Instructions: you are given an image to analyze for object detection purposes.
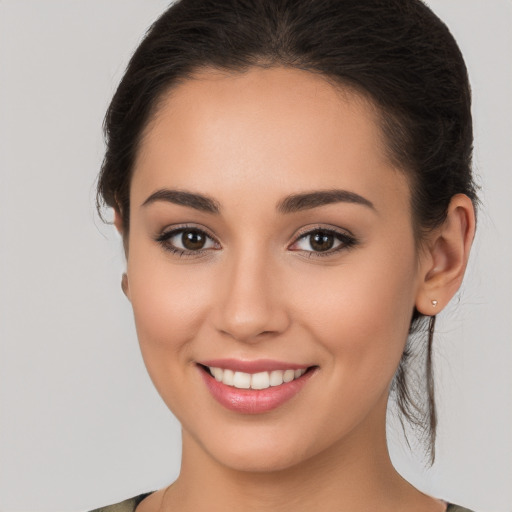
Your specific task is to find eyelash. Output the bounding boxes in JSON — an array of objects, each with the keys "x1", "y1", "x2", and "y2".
[{"x1": 155, "y1": 224, "x2": 358, "y2": 259}]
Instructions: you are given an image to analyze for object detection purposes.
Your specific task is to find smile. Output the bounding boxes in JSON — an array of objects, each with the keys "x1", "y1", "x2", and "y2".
[
  {"x1": 197, "y1": 360, "x2": 317, "y2": 414},
  {"x1": 206, "y1": 366, "x2": 307, "y2": 390}
]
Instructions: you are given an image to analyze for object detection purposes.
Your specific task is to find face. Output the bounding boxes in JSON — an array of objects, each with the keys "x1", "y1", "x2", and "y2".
[{"x1": 124, "y1": 66, "x2": 425, "y2": 472}]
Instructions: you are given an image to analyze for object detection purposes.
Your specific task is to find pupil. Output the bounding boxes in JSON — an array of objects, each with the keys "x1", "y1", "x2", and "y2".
[
  {"x1": 182, "y1": 230, "x2": 205, "y2": 250},
  {"x1": 311, "y1": 232, "x2": 334, "y2": 252}
]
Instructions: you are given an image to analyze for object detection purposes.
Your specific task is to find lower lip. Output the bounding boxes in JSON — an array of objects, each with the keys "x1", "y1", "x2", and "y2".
[{"x1": 198, "y1": 366, "x2": 316, "y2": 414}]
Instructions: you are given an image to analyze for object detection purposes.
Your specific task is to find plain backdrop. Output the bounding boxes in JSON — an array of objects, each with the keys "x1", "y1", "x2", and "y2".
[{"x1": 0, "y1": 1, "x2": 511, "y2": 511}]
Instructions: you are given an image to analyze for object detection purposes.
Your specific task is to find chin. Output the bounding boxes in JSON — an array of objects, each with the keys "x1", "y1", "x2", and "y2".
[
  {"x1": 214, "y1": 444, "x2": 309, "y2": 473},
  {"x1": 190, "y1": 421, "x2": 322, "y2": 474}
]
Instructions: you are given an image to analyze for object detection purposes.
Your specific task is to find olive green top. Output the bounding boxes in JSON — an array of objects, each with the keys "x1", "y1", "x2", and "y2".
[
  {"x1": 88, "y1": 492, "x2": 477, "y2": 512},
  {"x1": 88, "y1": 492, "x2": 153, "y2": 512}
]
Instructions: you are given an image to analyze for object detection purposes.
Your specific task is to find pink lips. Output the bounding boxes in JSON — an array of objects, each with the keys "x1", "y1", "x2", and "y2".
[{"x1": 197, "y1": 359, "x2": 316, "y2": 414}]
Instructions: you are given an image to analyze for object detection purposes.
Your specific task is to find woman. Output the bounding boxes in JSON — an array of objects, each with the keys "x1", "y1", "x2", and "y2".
[{"x1": 92, "y1": 0, "x2": 478, "y2": 510}]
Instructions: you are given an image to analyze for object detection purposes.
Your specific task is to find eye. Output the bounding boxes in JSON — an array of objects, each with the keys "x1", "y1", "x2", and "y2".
[
  {"x1": 289, "y1": 228, "x2": 357, "y2": 256},
  {"x1": 156, "y1": 227, "x2": 219, "y2": 256}
]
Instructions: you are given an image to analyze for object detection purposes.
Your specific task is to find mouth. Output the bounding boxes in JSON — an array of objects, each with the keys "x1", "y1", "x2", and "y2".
[
  {"x1": 198, "y1": 364, "x2": 311, "y2": 390},
  {"x1": 196, "y1": 360, "x2": 318, "y2": 414}
]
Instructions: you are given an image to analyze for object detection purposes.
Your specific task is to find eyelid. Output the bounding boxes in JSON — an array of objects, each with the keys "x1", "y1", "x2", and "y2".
[
  {"x1": 292, "y1": 224, "x2": 356, "y2": 241},
  {"x1": 157, "y1": 223, "x2": 219, "y2": 242},
  {"x1": 155, "y1": 223, "x2": 357, "y2": 258},
  {"x1": 288, "y1": 224, "x2": 358, "y2": 256},
  {"x1": 155, "y1": 224, "x2": 221, "y2": 257}
]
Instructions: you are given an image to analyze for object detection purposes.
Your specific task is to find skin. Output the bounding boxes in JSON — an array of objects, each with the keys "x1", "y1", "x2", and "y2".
[{"x1": 115, "y1": 67, "x2": 475, "y2": 512}]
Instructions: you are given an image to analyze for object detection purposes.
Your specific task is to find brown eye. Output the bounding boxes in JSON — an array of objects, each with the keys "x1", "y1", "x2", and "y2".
[
  {"x1": 290, "y1": 228, "x2": 357, "y2": 256},
  {"x1": 156, "y1": 227, "x2": 219, "y2": 255},
  {"x1": 309, "y1": 231, "x2": 335, "y2": 252},
  {"x1": 181, "y1": 229, "x2": 207, "y2": 250}
]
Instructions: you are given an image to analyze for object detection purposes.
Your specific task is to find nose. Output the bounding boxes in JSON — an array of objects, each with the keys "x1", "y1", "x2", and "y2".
[{"x1": 212, "y1": 249, "x2": 290, "y2": 343}]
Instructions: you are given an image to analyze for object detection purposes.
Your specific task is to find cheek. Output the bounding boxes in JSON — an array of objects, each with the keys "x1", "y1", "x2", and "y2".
[
  {"x1": 126, "y1": 243, "x2": 215, "y2": 374},
  {"x1": 289, "y1": 246, "x2": 417, "y2": 382},
  {"x1": 126, "y1": 251, "x2": 220, "y2": 419}
]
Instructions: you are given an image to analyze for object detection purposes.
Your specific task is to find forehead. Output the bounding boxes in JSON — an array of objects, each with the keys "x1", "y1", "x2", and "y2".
[{"x1": 132, "y1": 66, "x2": 409, "y2": 213}]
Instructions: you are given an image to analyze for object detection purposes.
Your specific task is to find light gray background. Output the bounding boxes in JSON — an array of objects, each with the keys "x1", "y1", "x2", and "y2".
[{"x1": 0, "y1": 1, "x2": 510, "y2": 511}]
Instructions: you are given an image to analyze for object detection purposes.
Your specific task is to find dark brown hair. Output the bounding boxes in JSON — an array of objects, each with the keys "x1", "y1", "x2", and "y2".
[{"x1": 96, "y1": 0, "x2": 478, "y2": 464}]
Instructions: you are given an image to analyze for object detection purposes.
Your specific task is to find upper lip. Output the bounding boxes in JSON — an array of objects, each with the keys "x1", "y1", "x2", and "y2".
[{"x1": 198, "y1": 358, "x2": 312, "y2": 374}]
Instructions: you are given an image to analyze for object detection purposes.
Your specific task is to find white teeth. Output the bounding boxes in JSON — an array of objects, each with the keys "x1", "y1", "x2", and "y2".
[
  {"x1": 283, "y1": 369, "x2": 295, "y2": 383},
  {"x1": 207, "y1": 366, "x2": 307, "y2": 390},
  {"x1": 233, "y1": 371, "x2": 251, "y2": 389},
  {"x1": 250, "y1": 371, "x2": 270, "y2": 390},
  {"x1": 211, "y1": 367, "x2": 223, "y2": 381},
  {"x1": 269, "y1": 370, "x2": 284, "y2": 386},
  {"x1": 223, "y1": 369, "x2": 234, "y2": 386}
]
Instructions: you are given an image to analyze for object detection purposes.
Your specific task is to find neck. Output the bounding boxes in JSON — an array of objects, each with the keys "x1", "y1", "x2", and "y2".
[{"x1": 161, "y1": 398, "x2": 435, "y2": 512}]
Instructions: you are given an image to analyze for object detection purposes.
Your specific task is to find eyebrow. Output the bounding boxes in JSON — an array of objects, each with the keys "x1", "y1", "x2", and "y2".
[
  {"x1": 141, "y1": 188, "x2": 375, "y2": 214},
  {"x1": 142, "y1": 189, "x2": 221, "y2": 213},
  {"x1": 276, "y1": 189, "x2": 375, "y2": 214}
]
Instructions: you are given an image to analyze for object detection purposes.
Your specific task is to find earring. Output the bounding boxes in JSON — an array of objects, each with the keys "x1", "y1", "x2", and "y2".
[{"x1": 431, "y1": 299, "x2": 438, "y2": 307}]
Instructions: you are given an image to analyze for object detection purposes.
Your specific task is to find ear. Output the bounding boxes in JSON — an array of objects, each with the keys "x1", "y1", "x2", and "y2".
[
  {"x1": 121, "y1": 272, "x2": 131, "y2": 301},
  {"x1": 113, "y1": 208, "x2": 124, "y2": 234},
  {"x1": 113, "y1": 209, "x2": 131, "y2": 301},
  {"x1": 415, "y1": 194, "x2": 476, "y2": 315}
]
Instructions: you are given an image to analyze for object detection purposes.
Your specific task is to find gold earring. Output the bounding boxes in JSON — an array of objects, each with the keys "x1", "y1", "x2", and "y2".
[{"x1": 431, "y1": 299, "x2": 438, "y2": 307}]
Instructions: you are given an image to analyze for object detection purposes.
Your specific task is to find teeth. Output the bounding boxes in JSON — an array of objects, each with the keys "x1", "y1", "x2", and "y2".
[
  {"x1": 223, "y1": 369, "x2": 234, "y2": 386},
  {"x1": 283, "y1": 369, "x2": 295, "y2": 383},
  {"x1": 207, "y1": 366, "x2": 307, "y2": 390},
  {"x1": 251, "y1": 371, "x2": 270, "y2": 390},
  {"x1": 233, "y1": 371, "x2": 251, "y2": 389},
  {"x1": 211, "y1": 367, "x2": 223, "y2": 382},
  {"x1": 269, "y1": 370, "x2": 284, "y2": 386}
]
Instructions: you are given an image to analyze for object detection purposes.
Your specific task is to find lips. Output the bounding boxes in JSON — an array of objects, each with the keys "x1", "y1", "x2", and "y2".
[{"x1": 197, "y1": 359, "x2": 317, "y2": 414}]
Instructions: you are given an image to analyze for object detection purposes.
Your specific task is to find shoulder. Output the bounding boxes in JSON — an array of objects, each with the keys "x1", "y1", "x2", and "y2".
[
  {"x1": 88, "y1": 492, "x2": 155, "y2": 512},
  {"x1": 446, "y1": 504, "x2": 477, "y2": 512}
]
